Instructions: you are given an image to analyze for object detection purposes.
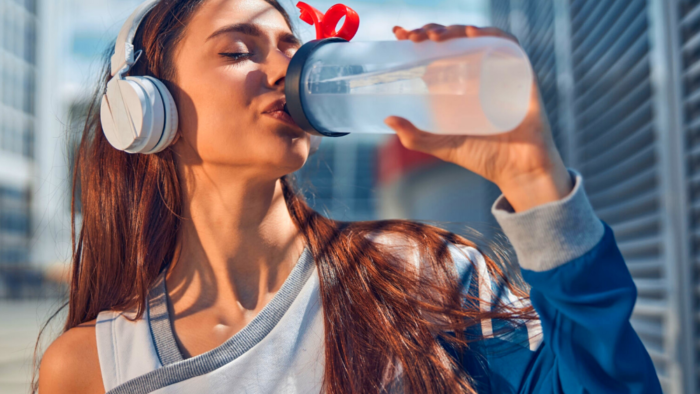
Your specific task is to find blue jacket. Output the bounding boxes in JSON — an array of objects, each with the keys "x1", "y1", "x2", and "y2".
[{"x1": 440, "y1": 170, "x2": 663, "y2": 393}]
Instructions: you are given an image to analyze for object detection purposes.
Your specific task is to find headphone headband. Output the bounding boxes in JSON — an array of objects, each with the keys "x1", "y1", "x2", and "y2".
[{"x1": 111, "y1": 0, "x2": 160, "y2": 76}]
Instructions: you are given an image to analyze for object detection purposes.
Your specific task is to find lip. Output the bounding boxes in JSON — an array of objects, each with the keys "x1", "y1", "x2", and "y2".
[{"x1": 262, "y1": 98, "x2": 301, "y2": 130}]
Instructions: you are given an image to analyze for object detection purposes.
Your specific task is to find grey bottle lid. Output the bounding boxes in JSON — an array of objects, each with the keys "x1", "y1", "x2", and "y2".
[{"x1": 285, "y1": 37, "x2": 351, "y2": 138}]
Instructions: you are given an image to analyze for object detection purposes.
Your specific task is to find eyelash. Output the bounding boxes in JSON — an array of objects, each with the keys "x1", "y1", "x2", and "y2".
[{"x1": 220, "y1": 52, "x2": 253, "y2": 61}]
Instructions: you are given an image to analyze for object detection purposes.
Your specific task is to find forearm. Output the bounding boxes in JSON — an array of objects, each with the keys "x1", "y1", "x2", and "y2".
[{"x1": 487, "y1": 169, "x2": 663, "y2": 392}]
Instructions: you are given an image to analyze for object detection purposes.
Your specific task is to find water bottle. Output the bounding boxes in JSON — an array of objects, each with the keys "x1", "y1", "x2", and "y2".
[{"x1": 285, "y1": 36, "x2": 534, "y2": 137}]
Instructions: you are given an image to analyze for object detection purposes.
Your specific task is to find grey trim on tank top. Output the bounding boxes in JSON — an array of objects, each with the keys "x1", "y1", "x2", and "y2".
[
  {"x1": 147, "y1": 271, "x2": 185, "y2": 366},
  {"x1": 107, "y1": 247, "x2": 316, "y2": 394}
]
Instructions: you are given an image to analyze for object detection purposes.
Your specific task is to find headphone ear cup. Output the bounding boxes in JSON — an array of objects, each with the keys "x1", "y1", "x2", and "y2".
[
  {"x1": 125, "y1": 76, "x2": 164, "y2": 154},
  {"x1": 101, "y1": 77, "x2": 152, "y2": 152},
  {"x1": 142, "y1": 76, "x2": 179, "y2": 154},
  {"x1": 309, "y1": 135, "x2": 322, "y2": 156},
  {"x1": 101, "y1": 88, "x2": 125, "y2": 149},
  {"x1": 99, "y1": 75, "x2": 178, "y2": 155}
]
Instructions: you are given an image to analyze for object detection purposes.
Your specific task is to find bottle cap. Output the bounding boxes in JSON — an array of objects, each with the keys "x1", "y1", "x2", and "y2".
[{"x1": 296, "y1": 2, "x2": 360, "y2": 41}]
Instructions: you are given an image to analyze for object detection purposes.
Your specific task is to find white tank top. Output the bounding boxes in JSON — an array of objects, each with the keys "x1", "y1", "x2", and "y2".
[
  {"x1": 96, "y1": 247, "x2": 325, "y2": 394},
  {"x1": 95, "y1": 239, "x2": 509, "y2": 393}
]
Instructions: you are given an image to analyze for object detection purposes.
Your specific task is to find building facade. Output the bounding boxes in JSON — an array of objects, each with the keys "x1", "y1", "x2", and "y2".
[
  {"x1": 30, "y1": 0, "x2": 143, "y2": 280},
  {"x1": 491, "y1": 0, "x2": 697, "y2": 392},
  {"x1": 295, "y1": 133, "x2": 385, "y2": 222},
  {"x1": 0, "y1": 0, "x2": 37, "y2": 297}
]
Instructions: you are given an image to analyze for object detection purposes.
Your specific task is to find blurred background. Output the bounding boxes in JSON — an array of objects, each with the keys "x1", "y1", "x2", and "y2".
[{"x1": 0, "y1": 0, "x2": 696, "y2": 393}]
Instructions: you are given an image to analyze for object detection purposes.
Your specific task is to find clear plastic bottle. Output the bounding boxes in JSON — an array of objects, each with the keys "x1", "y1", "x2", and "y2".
[{"x1": 286, "y1": 36, "x2": 534, "y2": 136}]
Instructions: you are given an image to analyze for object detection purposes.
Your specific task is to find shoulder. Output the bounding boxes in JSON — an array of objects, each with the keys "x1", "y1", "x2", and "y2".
[{"x1": 39, "y1": 319, "x2": 104, "y2": 394}]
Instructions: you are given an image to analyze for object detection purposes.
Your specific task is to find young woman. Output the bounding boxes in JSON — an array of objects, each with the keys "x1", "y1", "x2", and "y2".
[{"x1": 36, "y1": 0, "x2": 662, "y2": 393}]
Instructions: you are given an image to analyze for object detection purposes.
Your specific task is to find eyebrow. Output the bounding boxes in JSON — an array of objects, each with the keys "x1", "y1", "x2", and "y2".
[{"x1": 206, "y1": 23, "x2": 301, "y2": 46}]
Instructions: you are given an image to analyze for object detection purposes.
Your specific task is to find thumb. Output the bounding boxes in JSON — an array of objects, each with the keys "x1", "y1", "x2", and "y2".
[{"x1": 384, "y1": 116, "x2": 430, "y2": 153}]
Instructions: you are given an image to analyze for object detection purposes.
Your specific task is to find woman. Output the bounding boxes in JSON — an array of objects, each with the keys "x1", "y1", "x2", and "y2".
[{"x1": 36, "y1": 0, "x2": 662, "y2": 393}]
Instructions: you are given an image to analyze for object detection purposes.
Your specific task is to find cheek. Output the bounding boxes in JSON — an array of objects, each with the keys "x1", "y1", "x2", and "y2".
[
  {"x1": 243, "y1": 69, "x2": 267, "y2": 97},
  {"x1": 183, "y1": 67, "x2": 255, "y2": 135},
  {"x1": 179, "y1": 66, "x2": 263, "y2": 154},
  {"x1": 196, "y1": 67, "x2": 254, "y2": 118}
]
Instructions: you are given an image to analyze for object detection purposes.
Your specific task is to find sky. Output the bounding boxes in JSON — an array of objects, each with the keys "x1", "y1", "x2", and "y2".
[{"x1": 287, "y1": 0, "x2": 490, "y2": 41}]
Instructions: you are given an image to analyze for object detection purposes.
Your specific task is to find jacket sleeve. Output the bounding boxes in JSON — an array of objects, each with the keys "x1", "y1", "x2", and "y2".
[{"x1": 448, "y1": 169, "x2": 663, "y2": 393}]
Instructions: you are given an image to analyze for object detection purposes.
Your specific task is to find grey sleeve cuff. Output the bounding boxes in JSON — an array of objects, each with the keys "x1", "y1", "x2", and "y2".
[{"x1": 491, "y1": 169, "x2": 605, "y2": 272}]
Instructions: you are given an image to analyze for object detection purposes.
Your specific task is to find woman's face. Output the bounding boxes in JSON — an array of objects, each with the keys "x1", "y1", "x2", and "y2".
[{"x1": 170, "y1": 0, "x2": 307, "y2": 179}]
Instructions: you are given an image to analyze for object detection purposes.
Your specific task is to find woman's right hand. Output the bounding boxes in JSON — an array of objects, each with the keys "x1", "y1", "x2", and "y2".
[{"x1": 385, "y1": 24, "x2": 572, "y2": 213}]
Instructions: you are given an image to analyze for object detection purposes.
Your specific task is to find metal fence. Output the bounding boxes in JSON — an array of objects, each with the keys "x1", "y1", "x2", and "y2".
[{"x1": 491, "y1": 0, "x2": 698, "y2": 392}]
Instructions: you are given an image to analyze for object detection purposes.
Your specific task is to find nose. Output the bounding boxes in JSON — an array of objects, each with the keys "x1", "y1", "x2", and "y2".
[{"x1": 265, "y1": 48, "x2": 293, "y2": 90}]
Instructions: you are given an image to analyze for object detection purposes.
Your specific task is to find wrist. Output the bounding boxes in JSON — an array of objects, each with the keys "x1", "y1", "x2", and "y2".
[{"x1": 496, "y1": 161, "x2": 573, "y2": 213}]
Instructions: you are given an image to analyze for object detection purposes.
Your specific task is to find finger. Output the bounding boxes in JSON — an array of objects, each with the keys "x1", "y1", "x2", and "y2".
[
  {"x1": 424, "y1": 24, "x2": 448, "y2": 41},
  {"x1": 384, "y1": 116, "x2": 431, "y2": 153},
  {"x1": 426, "y1": 25, "x2": 519, "y2": 44},
  {"x1": 395, "y1": 24, "x2": 447, "y2": 42},
  {"x1": 465, "y1": 26, "x2": 520, "y2": 44},
  {"x1": 407, "y1": 27, "x2": 430, "y2": 42},
  {"x1": 427, "y1": 25, "x2": 470, "y2": 42},
  {"x1": 422, "y1": 23, "x2": 447, "y2": 33},
  {"x1": 393, "y1": 26, "x2": 411, "y2": 40}
]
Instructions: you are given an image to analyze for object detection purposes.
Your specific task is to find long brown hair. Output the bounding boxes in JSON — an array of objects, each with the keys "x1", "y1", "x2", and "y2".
[{"x1": 35, "y1": 1, "x2": 537, "y2": 393}]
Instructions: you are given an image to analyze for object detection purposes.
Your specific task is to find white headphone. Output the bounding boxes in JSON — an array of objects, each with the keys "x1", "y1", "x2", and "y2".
[{"x1": 100, "y1": 0, "x2": 323, "y2": 156}]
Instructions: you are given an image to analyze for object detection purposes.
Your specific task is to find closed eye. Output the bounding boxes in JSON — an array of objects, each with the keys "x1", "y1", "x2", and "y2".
[{"x1": 219, "y1": 52, "x2": 253, "y2": 61}]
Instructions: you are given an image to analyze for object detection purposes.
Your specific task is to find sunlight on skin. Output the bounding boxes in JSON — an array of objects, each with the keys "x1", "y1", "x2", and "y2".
[{"x1": 163, "y1": 0, "x2": 310, "y2": 359}]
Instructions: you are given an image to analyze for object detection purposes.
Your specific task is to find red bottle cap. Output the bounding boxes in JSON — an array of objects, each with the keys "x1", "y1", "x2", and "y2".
[{"x1": 297, "y1": 2, "x2": 360, "y2": 41}]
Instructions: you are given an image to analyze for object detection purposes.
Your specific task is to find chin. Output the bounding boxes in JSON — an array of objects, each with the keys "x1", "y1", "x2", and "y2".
[
  {"x1": 273, "y1": 124, "x2": 306, "y2": 139},
  {"x1": 267, "y1": 140, "x2": 309, "y2": 171},
  {"x1": 274, "y1": 126, "x2": 309, "y2": 149}
]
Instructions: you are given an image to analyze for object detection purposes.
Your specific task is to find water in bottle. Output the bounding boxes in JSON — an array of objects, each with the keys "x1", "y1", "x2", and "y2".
[{"x1": 286, "y1": 36, "x2": 534, "y2": 136}]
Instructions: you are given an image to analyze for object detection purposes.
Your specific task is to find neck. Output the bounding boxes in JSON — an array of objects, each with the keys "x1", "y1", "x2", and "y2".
[{"x1": 166, "y1": 163, "x2": 307, "y2": 313}]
